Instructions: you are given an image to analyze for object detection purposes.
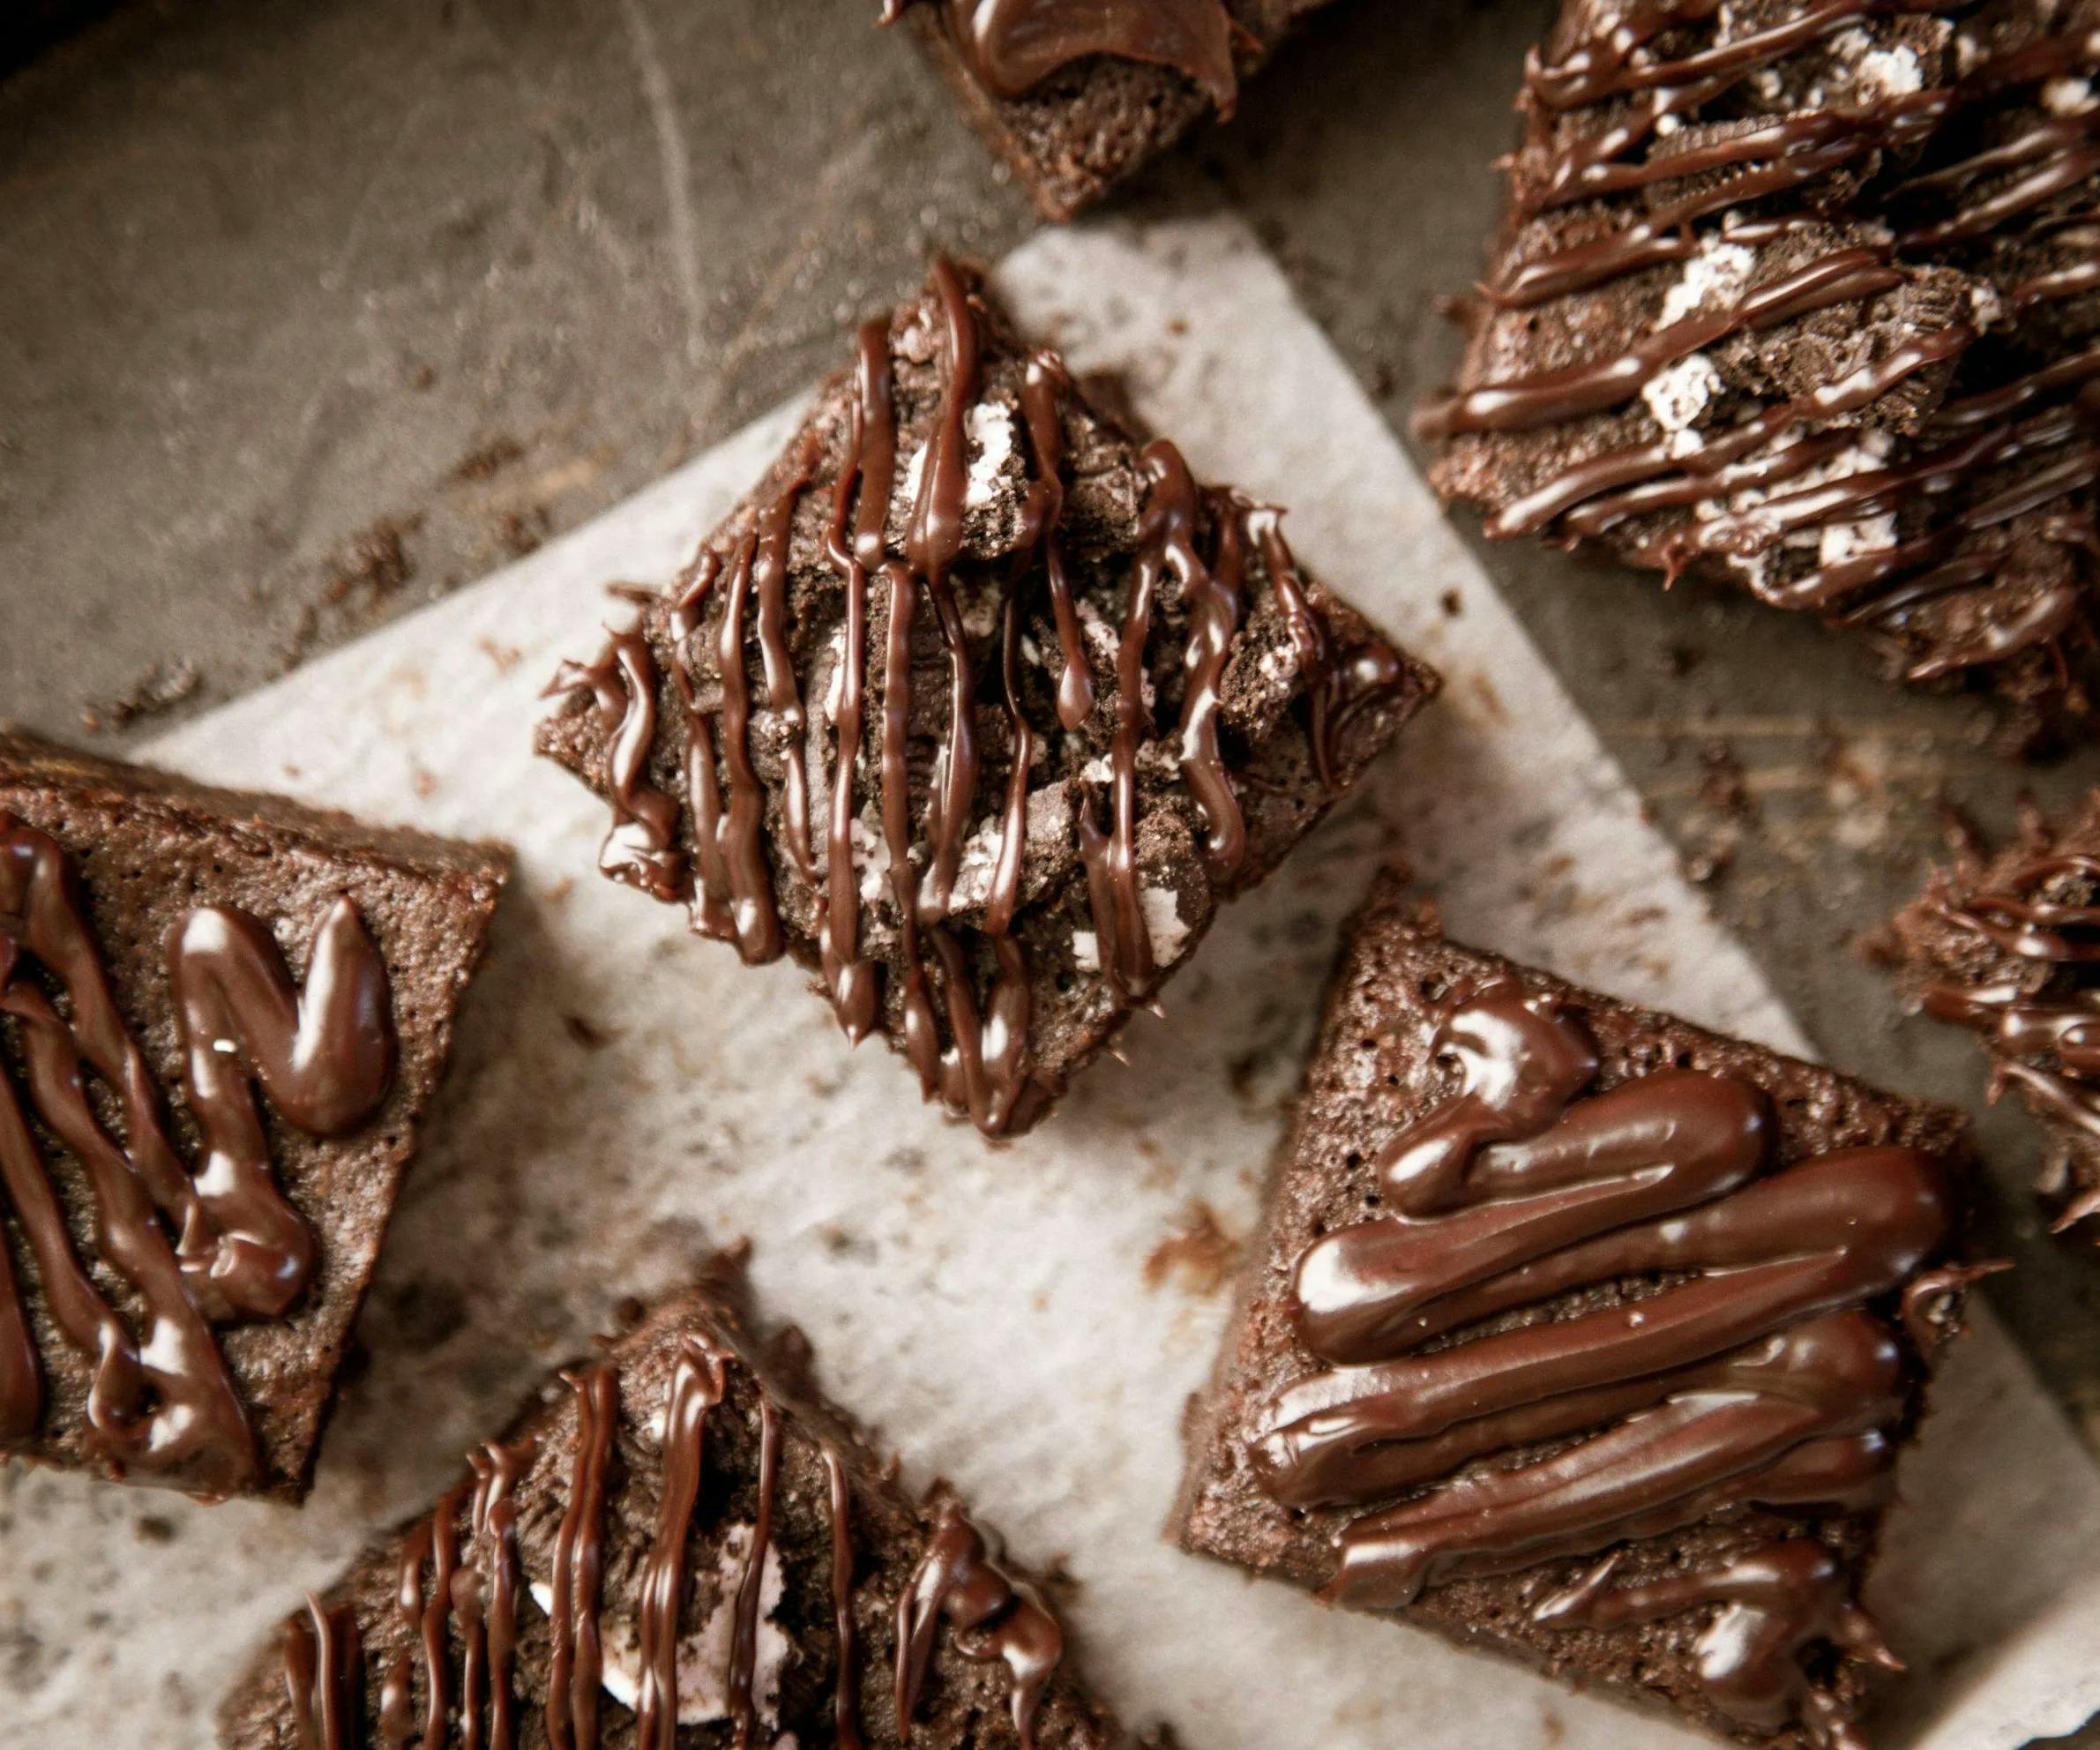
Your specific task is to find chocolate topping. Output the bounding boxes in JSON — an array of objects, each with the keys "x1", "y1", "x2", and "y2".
[
  {"x1": 1427, "y1": 1, "x2": 2100, "y2": 722},
  {"x1": 540, "y1": 259, "x2": 1430, "y2": 1136},
  {"x1": 0, "y1": 815, "x2": 398, "y2": 1494},
  {"x1": 895, "y1": 0, "x2": 1241, "y2": 112},
  {"x1": 260, "y1": 1296, "x2": 1075, "y2": 1750},
  {"x1": 1253, "y1": 981, "x2": 1955, "y2": 1740}
]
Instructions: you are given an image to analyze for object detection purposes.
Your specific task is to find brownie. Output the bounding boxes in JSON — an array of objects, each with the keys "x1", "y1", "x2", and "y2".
[
  {"x1": 881, "y1": 0, "x2": 1338, "y2": 220},
  {"x1": 220, "y1": 1282, "x2": 1146, "y2": 1750},
  {"x1": 536, "y1": 258, "x2": 1438, "y2": 1138},
  {"x1": 1423, "y1": 1, "x2": 2100, "y2": 741},
  {"x1": 1173, "y1": 871, "x2": 1981, "y2": 1750},
  {"x1": 0, "y1": 730, "x2": 507, "y2": 1500},
  {"x1": 1888, "y1": 789, "x2": 2100, "y2": 1236}
]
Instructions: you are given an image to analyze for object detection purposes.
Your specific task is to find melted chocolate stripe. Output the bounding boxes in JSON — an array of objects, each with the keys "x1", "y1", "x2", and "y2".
[
  {"x1": 284, "y1": 1596, "x2": 362, "y2": 1750},
  {"x1": 546, "y1": 1364, "x2": 617, "y2": 1750},
  {"x1": 635, "y1": 1335, "x2": 729, "y2": 1750},
  {"x1": 822, "y1": 1441, "x2": 865, "y2": 1750},
  {"x1": 1254, "y1": 982, "x2": 1954, "y2": 1738},
  {"x1": 727, "y1": 1394, "x2": 781, "y2": 1750},
  {"x1": 379, "y1": 1521, "x2": 431, "y2": 1750},
  {"x1": 896, "y1": 1497, "x2": 1065, "y2": 1750}
]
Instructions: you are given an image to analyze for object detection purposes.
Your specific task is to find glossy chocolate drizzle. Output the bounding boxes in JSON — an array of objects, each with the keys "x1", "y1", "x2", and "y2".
[
  {"x1": 890, "y1": 0, "x2": 1241, "y2": 112},
  {"x1": 0, "y1": 817, "x2": 396, "y2": 1493},
  {"x1": 551, "y1": 261, "x2": 1401, "y2": 1133},
  {"x1": 1252, "y1": 982, "x2": 1955, "y2": 1744},
  {"x1": 1924, "y1": 849, "x2": 2100, "y2": 1228},
  {"x1": 1428, "y1": 2, "x2": 2100, "y2": 684},
  {"x1": 278, "y1": 1322, "x2": 1065, "y2": 1749}
]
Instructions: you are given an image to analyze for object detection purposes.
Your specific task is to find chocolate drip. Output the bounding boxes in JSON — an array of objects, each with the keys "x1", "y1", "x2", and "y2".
[
  {"x1": 636, "y1": 1334, "x2": 729, "y2": 1749},
  {"x1": 549, "y1": 630, "x2": 688, "y2": 903},
  {"x1": 1017, "y1": 351, "x2": 1095, "y2": 731},
  {"x1": 895, "y1": 1497, "x2": 1065, "y2": 1750},
  {"x1": 818, "y1": 320, "x2": 895, "y2": 1045},
  {"x1": 727, "y1": 1395, "x2": 781, "y2": 1750},
  {"x1": 1420, "y1": 247, "x2": 1904, "y2": 438},
  {"x1": 378, "y1": 1522, "x2": 432, "y2": 1750},
  {"x1": 467, "y1": 1440, "x2": 532, "y2": 1750},
  {"x1": 1532, "y1": 1539, "x2": 1900, "y2": 1743},
  {"x1": 416, "y1": 1482, "x2": 468, "y2": 1750},
  {"x1": 716, "y1": 531, "x2": 790, "y2": 966},
  {"x1": 929, "y1": 0, "x2": 1239, "y2": 112},
  {"x1": 1924, "y1": 854, "x2": 2100, "y2": 1204},
  {"x1": 284, "y1": 1596, "x2": 363, "y2": 1750},
  {"x1": 547, "y1": 1364, "x2": 617, "y2": 1750},
  {"x1": 908, "y1": 258, "x2": 985, "y2": 925},
  {"x1": 1155, "y1": 448, "x2": 1247, "y2": 876},
  {"x1": 167, "y1": 894, "x2": 395, "y2": 1319},
  {"x1": 0, "y1": 819, "x2": 393, "y2": 1492},
  {"x1": 1252, "y1": 983, "x2": 1954, "y2": 1737},
  {"x1": 822, "y1": 1441, "x2": 865, "y2": 1750}
]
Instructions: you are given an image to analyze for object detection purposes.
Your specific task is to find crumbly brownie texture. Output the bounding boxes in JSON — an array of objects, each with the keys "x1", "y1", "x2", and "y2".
[
  {"x1": 536, "y1": 259, "x2": 1436, "y2": 1139},
  {"x1": 882, "y1": 1, "x2": 1336, "y2": 220},
  {"x1": 1173, "y1": 872, "x2": 1980, "y2": 1750},
  {"x1": 0, "y1": 731, "x2": 507, "y2": 1500},
  {"x1": 220, "y1": 1284, "x2": 1140, "y2": 1750},
  {"x1": 1889, "y1": 787, "x2": 2100, "y2": 1234},
  {"x1": 1423, "y1": 1, "x2": 2100, "y2": 738}
]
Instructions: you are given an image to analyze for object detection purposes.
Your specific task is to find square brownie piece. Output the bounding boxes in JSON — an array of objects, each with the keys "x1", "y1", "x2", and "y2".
[
  {"x1": 536, "y1": 258, "x2": 1437, "y2": 1138},
  {"x1": 0, "y1": 731, "x2": 506, "y2": 1500},
  {"x1": 220, "y1": 1281, "x2": 1142, "y2": 1750},
  {"x1": 883, "y1": 1, "x2": 1339, "y2": 219},
  {"x1": 1422, "y1": 1, "x2": 2100, "y2": 739},
  {"x1": 1174, "y1": 871, "x2": 1978, "y2": 1749},
  {"x1": 1888, "y1": 788, "x2": 2100, "y2": 1237}
]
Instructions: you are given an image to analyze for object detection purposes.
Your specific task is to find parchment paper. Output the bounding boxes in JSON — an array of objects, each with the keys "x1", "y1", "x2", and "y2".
[{"x1": 5, "y1": 214, "x2": 2098, "y2": 1750}]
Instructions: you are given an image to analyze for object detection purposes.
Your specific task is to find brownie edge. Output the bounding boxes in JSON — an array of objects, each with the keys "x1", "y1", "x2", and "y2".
[
  {"x1": 1175, "y1": 870, "x2": 1977, "y2": 1750},
  {"x1": 0, "y1": 729, "x2": 508, "y2": 1499}
]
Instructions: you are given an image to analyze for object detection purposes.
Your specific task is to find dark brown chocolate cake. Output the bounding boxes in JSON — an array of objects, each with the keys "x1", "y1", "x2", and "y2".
[
  {"x1": 881, "y1": 1, "x2": 1337, "y2": 220},
  {"x1": 536, "y1": 258, "x2": 1438, "y2": 1139},
  {"x1": 1888, "y1": 787, "x2": 2100, "y2": 1235},
  {"x1": 1174, "y1": 871, "x2": 1980, "y2": 1749},
  {"x1": 0, "y1": 731, "x2": 507, "y2": 1500},
  {"x1": 1423, "y1": 0, "x2": 2100, "y2": 740},
  {"x1": 220, "y1": 1285, "x2": 1143, "y2": 1750}
]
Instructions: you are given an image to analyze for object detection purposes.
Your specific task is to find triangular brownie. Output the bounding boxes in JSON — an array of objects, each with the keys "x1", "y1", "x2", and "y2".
[
  {"x1": 538, "y1": 258, "x2": 1438, "y2": 1137},
  {"x1": 220, "y1": 1284, "x2": 1142, "y2": 1750},
  {"x1": 1175, "y1": 871, "x2": 1981, "y2": 1749},
  {"x1": 0, "y1": 731, "x2": 505, "y2": 1500}
]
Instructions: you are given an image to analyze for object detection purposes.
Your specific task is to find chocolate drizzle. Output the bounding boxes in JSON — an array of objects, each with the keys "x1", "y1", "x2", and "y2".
[
  {"x1": 0, "y1": 816, "x2": 397, "y2": 1492},
  {"x1": 546, "y1": 1364, "x2": 617, "y2": 1750},
  {"x1": 548, "y1": 260, "x2": 1407, "y2": 1135},
  {"x1": 895, "y1": 1496, "x2": 1065, "y2": 1750},
  {"x1": 1923, "y1": 848, "x2": 2100, "y2": 1228},
  {"x1": 285, "y1": 1596, "x2": 363, "y2": 1750},
  {"x1": 1253, "y1": 982, "x2": 1957, "y2": 1741},
  {"x1": 1427, "y1": 3, "x2": 2100, "y2": 693},
  {"x1": 907, "y1": 0, "x2": 1241, "y2": 112},
  {"x1": 273, "y1": 1314, "x2": 1067, "y2": 1750}
]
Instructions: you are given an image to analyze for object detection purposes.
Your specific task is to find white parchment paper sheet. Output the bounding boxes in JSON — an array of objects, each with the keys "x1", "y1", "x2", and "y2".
[{"x1": 4, "y1": 215, "x2": 2096, "y2": 1750}]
